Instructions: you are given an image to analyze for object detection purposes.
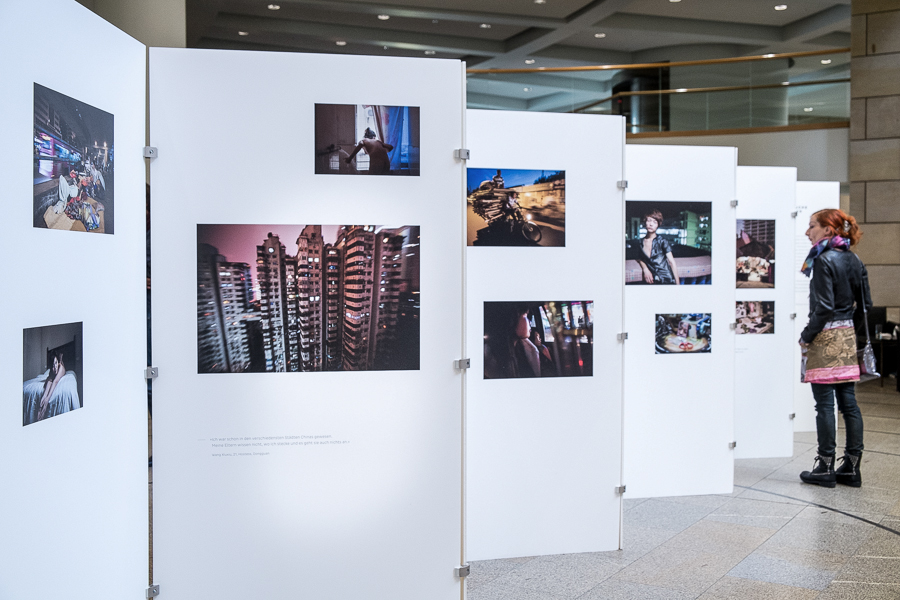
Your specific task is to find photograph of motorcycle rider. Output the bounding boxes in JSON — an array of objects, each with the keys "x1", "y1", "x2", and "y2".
[{"x1": 635, "y1": 209, "x2": 680, "y2": 285}]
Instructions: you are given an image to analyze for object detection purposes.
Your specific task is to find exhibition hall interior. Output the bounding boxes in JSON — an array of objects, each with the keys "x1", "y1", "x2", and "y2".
[{"x1": 4, "y1": 0, "x2": 900, "y2": 598}]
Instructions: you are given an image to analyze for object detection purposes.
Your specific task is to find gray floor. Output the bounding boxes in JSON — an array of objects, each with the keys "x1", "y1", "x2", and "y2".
[{"x1": 467, "y1": 379, "x2": 900, "y2": 600}]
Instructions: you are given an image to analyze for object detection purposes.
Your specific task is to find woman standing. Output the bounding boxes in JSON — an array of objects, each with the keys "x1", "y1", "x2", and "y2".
[{"x1": 799, "y1": 209, "x2": 871, "y2": 488}]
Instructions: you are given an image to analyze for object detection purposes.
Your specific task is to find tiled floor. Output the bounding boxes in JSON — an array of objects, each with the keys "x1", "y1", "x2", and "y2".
[{"x1": 467, "y1": 380, "x2": 900, "y2": 600}]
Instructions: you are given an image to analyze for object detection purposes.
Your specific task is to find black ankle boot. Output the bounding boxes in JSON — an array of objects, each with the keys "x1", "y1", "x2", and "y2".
[
  {"x1": 800, "y1": 454, "x2": 836, "y2": 488},
  {"x1": 835, "y1": 453, "x2": 862, "y2": 487}
]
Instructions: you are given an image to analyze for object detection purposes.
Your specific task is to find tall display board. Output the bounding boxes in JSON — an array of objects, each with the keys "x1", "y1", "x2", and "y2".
[
  {"x1": 150, "y1": 50, "x2": 465, "y2": 599},
  {"x1": 623, "y1": 145, "x2": 737, "y2": 498},
  {"x1": 793, "y1": 182, "x2": 841, "y2": 432},
  {"x1": 465, "y1": 110, "x2": 625, "y2": 560},
  {"x1": 0, "y1": 1, "x2": 149, "y2": 597},
  {"x1": 733, "y1": 167, "x2": 797, "y2": 459}
]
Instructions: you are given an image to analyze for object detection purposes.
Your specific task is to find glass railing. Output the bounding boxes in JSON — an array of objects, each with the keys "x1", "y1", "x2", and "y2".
[{"x1": 466, "y1": 49, "x2": 849, "y2": 136}]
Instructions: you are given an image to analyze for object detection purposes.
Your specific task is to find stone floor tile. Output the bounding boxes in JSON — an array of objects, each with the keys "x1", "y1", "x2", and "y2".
[
  {"x1": 578, "y1": 580, "x2": 698, "y2": 600},
  {"x1": 749, "y1": 544, "x2": 848, "y2": 572},
  {"x1": 467, "y1": 579, "x2": 568, "y2": 600},
  {"x1": 623, "y1": 498, "x2": 716, "y2": 532},
  {"x1": 734, "y1": 465, "x2": 773, "y2": 487},
  {"x1": 856, "y1": 525, "x2": 900, "y2": 557},
  {"x1": 836, "y1": 556, "x2": 900, "y2": 585},
  {"x1": 816, "y1": 581, "x2": 900, "y2": 600},
  {"x1": 656, "y1": 494, "x2": 735, "y2": 510},
  {"x1": 726, "y1": 552, "x2": 837, "y2": 590},
  {"x1": 696, "y1": 575, "x2": 818, "y2": 599},
  {"x1": 622, "y1": 498, "x2": 649, "y2": 512},
  {"x1": 612, "y1": 546, "x2": 743, "y2": 593},
  {"x1": 705, "y1": 497, "x2": 805, "y2": 530},
  {"x1": 761, "y1": 515, "x2": 875, "y2": 556},
  {"x1": 613, "y1": 525, "x2": 678, "y2": 564},
  {"x1": 467, "y1": 557, "x2": 535, "y2": 590},
  {"x1": 488, "y1": 553, "x2": 622, "y2": 599},
  {"x1": 661, "y1": 519, "x2": 775, "y2": 558}
]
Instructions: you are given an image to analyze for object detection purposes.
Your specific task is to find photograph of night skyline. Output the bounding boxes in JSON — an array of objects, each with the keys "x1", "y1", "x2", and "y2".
[{"x1": 197, "y1": 224, "x2": 420, "y2": 373}]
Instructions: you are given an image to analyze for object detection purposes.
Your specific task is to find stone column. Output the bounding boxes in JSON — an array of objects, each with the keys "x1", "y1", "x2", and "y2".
[{"x1": 851, "y1": 0, "x2": 900, "y2": 324}]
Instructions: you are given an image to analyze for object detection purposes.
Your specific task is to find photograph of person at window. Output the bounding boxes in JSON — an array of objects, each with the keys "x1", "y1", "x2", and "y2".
[
  {"x1": 483, "y1": 301, "x2": 592, "y2": 379},
  {"x1": 625, "y1": 201, "x2": 712, "y2": 285},
  {"x1": 636, "y1": 209, "x2": 679, "y2": 285}
]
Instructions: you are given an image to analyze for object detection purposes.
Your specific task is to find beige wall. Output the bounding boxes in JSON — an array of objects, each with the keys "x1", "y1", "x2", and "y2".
[
  {"x1": 628, "y1": 127, "x2": 850, "y2": 183},
  {"x1": 75, "y1": 0, "x2": 185, "y2": 48},
  {"x1": 851, "y1": 0, "x2": 900, "y2": 316}
]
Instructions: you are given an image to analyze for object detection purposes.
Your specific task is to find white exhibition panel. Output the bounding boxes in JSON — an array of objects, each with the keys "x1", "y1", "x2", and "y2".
[
  {"x1": 150, "y1": 50, "x2": 464, "y2": 600},
  {"x1": 0, "y1": 1, "x2": 148, "y2": 598},
  {"x1": 623, "y1": 145, "x2": 737, "y2": 498},
  {"x1": 733, "y1": 166, "x2": 797, "y2": 459},
  {"x1": 793, "y1": 182, "x2": 841, "y2": 432},
  {"x1": 465, "y1": 110, "x2": 625, "y2": 560}
]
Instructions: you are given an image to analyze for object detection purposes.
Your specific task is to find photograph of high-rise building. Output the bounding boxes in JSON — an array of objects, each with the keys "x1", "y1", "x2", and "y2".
[{"x1": 197, "y1": 224, "x2": 420, "y2": 373}]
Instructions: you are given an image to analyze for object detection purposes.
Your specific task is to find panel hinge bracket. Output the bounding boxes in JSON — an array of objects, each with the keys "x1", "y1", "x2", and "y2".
[
  {"x1": 143, "y1": 146, "x2": 158, "y2": 159},
  {"x1": 617, "y1": 180, "x2": 628, "y2": 189},
  {"x1": 729, "y1": 441, "x2": 737, "y2": 449},
  {"x1": 791, "y1": 211, "x2": 799, "y2": 218},
  {"x1": 454, "y1": 148, "x2": 470, "y2": 160},
  {"x1": 454, "y1": 358, "x2": 470, "y2": 370},
  {"x1": 455, "y1": 564, "x2": 470, "y2": 578},
  {"x1": 730, "y1": 199, "x2": 739, "y2": 207},
  {"x1": 617, "y1": 332, "x2": 628, "y2": 341},
  {"x1": 615, "y1": 485, "x2": 626, "y2": 494},
  {"x1": 789, "y1": 413, "x2": 796, "y2": 420},
  {"x1": 146, "y1": 585, "x2": 160, "y2": 599},
  {"x1": 144, "y1": 367, "x2": 159, "y2": 380}
]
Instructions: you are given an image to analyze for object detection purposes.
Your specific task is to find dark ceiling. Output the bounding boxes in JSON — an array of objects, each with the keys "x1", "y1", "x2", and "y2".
[{"x1": 187, "y1": 0, "x2": 852, "y2": 69}]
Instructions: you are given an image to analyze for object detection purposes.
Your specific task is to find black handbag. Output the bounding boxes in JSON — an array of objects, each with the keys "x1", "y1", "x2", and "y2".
[{"x1": 855, "y1": 254, "x2": 880, "y2": 383}]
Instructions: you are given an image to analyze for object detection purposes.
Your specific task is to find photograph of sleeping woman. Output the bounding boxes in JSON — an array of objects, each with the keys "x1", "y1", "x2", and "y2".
[
  {"x1": 625, "y1": 201, "x2": 712, "y2": 285},
  {"x1": 483, "y1": 301, "x2": 593, "y2": 379},
  {"x1": 22, "y1": 322, "x2": 83, "y2": 426}
]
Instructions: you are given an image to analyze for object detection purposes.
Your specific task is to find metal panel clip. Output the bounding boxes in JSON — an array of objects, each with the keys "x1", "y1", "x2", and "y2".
[
  {"x1": 729, "y1": 441, "x2": 737, "y2": 449},
  {"x1": 617, "y1": 180, "x2": 628, "y2": 189},
  {"x1": 615, "y1": 485, "x2": 626, "y2": 494},
  {"x1": 146, "y1": 585, "x2": 160, "y2": 599},
  {"x1": 454, "y1": 358, "x2": 470, "y2": 370},
  {"x1": 144, "y1": 367, "x2": 159, "y2": 380},
  {"x1": 730, "y1": 199, "x2": 739, "y2": 207},
  {"x1": 617, "y1": 332, "x2": 628, "y2": 341},
  {"x1": 455, "y1": 564, "x2": 470, "y2": 578},
  {"x1": 143, "y1": 146, "x2": 158, "y2": 159},
  {"x1": 454, "y1": 149, "x2": 470, "y2": 160}
]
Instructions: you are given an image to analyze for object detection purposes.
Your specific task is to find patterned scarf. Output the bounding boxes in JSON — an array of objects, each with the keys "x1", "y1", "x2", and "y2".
[{"x1": 801, "y1": 235, "x2": 850, "y2": 277}]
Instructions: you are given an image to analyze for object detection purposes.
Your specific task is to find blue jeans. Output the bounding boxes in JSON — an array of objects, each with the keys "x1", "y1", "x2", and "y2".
[{"x1": 811, "y1": 382, "x2": 864, "y2": 457}]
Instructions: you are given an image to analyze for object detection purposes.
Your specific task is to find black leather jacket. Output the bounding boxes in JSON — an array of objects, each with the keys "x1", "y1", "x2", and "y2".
[{"x1": 801, "y1": 248, "x2": 872, "y2": 344}]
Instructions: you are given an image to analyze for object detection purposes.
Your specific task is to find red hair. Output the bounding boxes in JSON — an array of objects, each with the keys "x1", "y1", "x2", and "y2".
[{"x1": 812, "y1": 209, "x2": 862, "y2": 246}]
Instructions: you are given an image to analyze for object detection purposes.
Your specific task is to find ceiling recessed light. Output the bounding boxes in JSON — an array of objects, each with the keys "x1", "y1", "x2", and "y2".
[
  {"x1": 238, "y1": 31, "x2": 249, "y2": 36},
  {"x1": 821, "y1": 58, "x2": 832, "y2": 64},
  {"x1": 594, "y1": 32, "x2": 607, "y2": 38},
  {"x1": 804, "y1": 107, "x2": 814, "y2": 112},
  {"x1": 432, "y1": 19, "x2": 439, "y2": 23},
  {"x1": 424, "y1": 50, "x2": 436, "y2": 55},
  {"x1": 480, "y1": 23, "x2": 491, "y2": 29},
  {"x1": 670, "y1": 0, "x2": 681, "y2": 3},
  {"x1": 335, "y1": 40, "x2": 347, "y2": 46},
  {"x1": 781, "y1": 81, "x2": 790, "y2": 85},
  {"x1": 534, "y1": 0, "x2": 546, "y2": 4},
  {"x1": 525, "y1": 59, "x2": 536, "y2": 64},
  {"x1": 377, "y1": 14, "x2": 390, "y2": 20},
  {"x1": 675, "y1": 88, "x2": 687, "y2": 93},
  {"x1": 763, "y1": 53, "x2": 776, "y2": 58},
  {"x1": 267, "y1": 4, "x2": 280, "y2": 9},
  {"x1": 775, "y1": 4, "x2": 787, "y2": 10},
  {"x1": 523, "y1": 87, "x2": 532, "y2": 92}
]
